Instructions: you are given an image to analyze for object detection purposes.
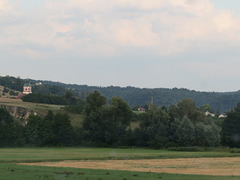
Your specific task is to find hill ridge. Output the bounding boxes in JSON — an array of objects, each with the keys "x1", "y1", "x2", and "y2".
[{"x1": 1, "y1": 75, "x2": 240, "y2": 113}]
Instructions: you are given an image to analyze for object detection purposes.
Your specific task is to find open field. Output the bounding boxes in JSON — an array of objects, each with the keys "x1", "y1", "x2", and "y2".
[
  {"x1": 0, "y1": 97, "x2": 64, "y2": 113},
  {"x1": 0, "y1": 97, "x2": 84, "y2": 124},
  {"x1": 22, "y1": 157, "x2": 240, "y2": 176},
  {"x1": 1, "y1": 148, "x2": 240, "y2": 180},
  {"x1": 1, "y1": 147, "x2": 240, "y2": 163}
]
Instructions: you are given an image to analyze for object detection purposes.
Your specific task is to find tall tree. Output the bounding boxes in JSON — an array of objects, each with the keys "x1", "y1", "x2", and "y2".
[
  {"x1": 41, "y1": 111, "x2": 55, "y2": 146},
  {"x1": 53, "y1": 113, "x2": 75, "y2": 146},
  {"x1": 85, "y1": 90, "x2": 106, "y2": 115},
  {"x1": 221, "y1": 103, "x2": 240, "y2": 148},
  {"x1": 0, "y1": 108, "x2": 16, "y2": 147},
  {"x1": 146, "y1": 108, "x2": 170, "y2": 148},
  {"x1": 175, "y1": 116, "x2": 195, "y2": 146},
  {"x1": 25, "y1": 115, "x2": 44, "y2": 146},
  {"x1": 103, "y1": 97, "x2": 133, "y2": 145},
  {"x1": 82, "y1": 91, "x2": 107, "y2": 145}
]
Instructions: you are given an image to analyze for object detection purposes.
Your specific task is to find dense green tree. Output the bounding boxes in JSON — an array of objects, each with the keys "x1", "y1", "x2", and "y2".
[
  {"x1": 103, "y1": 97, "x2": 133, "y2": 145},
  {"x1": 64, "y1": 92, "x2": 78, "y2": 105},
  {"x1": 132, "y1": 128, "x2": 149, "y2": 147},
  {"x1": 11, "y1": 120, "x2": 26, "y2": 146},
  {"x1": 221, "y1": 103, "x2": 240, "y2": 147},
  {"x1": 200, "y1": 104, "x2": 213, "y2": 113},
  {"x1": 41, "y1": 111, "x2": 55, "y2": 146},
  {"x1": 205, "y1": 122, "x2": 221, "y2": 147},
  {"x1": 0, "y1": 108, "x2": 16, "y2": 147},
  {"x1": 109, "y1": 97, "x2": 132, "y2": 126},
  {"x1": 146, "y1": 108, "x2": 170, "y2": 148},
  {"x1": 22, "y1": 93, "x2": 68, "y2": 105},
  {"x1": 53, "y1": 113, "x2": 75, "y2": 146},
  {"x1": 175, "y1": 116, "x2": 195, "y2": 146},
  {"x1": 25, "y1": 115, "x2": 44, "y2": 146},
  {"x1": 26, "y1": 111, "x2": 74, "y2": 147},
  {"x1": 82, "y1": 91, "x2": 107, "y2": 145},
  {"x1": 177, "y1": 99, "x2": 202, "y2": 122},
  {"x1": 83, "y1": 92, "x2": 133, "y2": 146},
  {"x1": 64, "y1": 99, "x2": 85, "y2": 114},
  {"x1": 85, "y1": 90, "x2": 106, "y2": 115}
]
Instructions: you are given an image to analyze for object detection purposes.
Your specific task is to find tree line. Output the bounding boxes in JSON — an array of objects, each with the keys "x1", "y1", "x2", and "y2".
[
  {"x1": 2, "y1": 75, "x2": 240, "y2": 113},
  {"x1": 0, "y1": 90, "x2": 240, "y2": 148}
]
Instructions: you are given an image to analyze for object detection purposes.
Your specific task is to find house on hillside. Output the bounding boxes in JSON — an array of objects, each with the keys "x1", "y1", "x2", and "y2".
[
  {"x1": 22, "y1": 82, "x2": 32, "y2": 95},
  {"x1": 219, "y1": 114, "x2": 227, "y2": 119},
  {"x1": 204, "y1": 111, "x2": 215, "y2": 118},
  {"x1": 17, "y1": 82, "x2": 32, "y2": 99},
  {"x1": 138, "y1": 107, "x2": 146, "y2": 112}
]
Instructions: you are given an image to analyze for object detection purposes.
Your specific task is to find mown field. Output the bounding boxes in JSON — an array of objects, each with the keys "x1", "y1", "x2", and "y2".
[
  {"x1": 1, "y1": 148, "x2": 240, "y2": 180},
  {"x1": 0, "y1": 97, "x2": 85, "y2": 125},
  {"x1": 0, "y1": 97, "x2": 64, "y2": 113}
]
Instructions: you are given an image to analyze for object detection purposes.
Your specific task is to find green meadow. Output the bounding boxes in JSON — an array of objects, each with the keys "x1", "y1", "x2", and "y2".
[{"x1": 1, "y1": 148, "x2": 240, "y2": 180}]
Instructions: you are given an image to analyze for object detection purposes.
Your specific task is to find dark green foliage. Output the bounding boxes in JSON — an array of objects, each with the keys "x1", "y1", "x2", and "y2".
[
  {"x1": 109, "y1": 97, "x2": 133, "y2": 126},
  {"x1": 175, "y1": 116, "x2": 195, "y2": 146},
  {"x1": 2, "y1": 75, "x2": 240, "y2": 112},
  {"x1": 22, "y1": 93, "x2": 68, "y2": 105},
  {"x1": 85, "y1": 91, "x2": 106, "y2": 115},
  {"x1": 103, "y1": 97, "x2": 133, "y2": 145},
  {"x1": 0, "y1": 108, "x2": 14, "y2": 146},
  {"x1": 56, "y1": 84, "x2": 240, "y2": 113},
  {"x1": 41, "y1": 111, "x2": 55, "y2": 146},
  {"x1": 53, "y1": 113, "x2": 75, "y2": 146},
  {"x1": 82, "y1": 92, "x2": 133, "y2": 146},
  {"x1": 32, "y1": 84, "x2": 71, "y2": 97},
  {"x1": 25, "y1": 111, "x2": 75, "y2": 147},
  {"x1": 137, "y1": 98, "x2": 220, "y2": 148},
  {"x1": 0, "y1": 87, "x2": 233, "y2": 148},
  {"x1": 25, "y1": 115, "x2": 45, "y2": 146},
  {"x1": 9, "y1": 90, "x2": 19, "y2": 96},
  {"x1": 22, "y1": 91, "x2": 81, "y2": 106},
  {"x1": 221, "y1": 103, "x2": 240, "y2": 148},
  {"x1": 0, "y1": 76, "x2": 24, "y2": 91},
  {"x1": 3, "y1": 87, "x2": 9, "y2": 93},
  {"x1": 145, "y1": 108, "x2": 171, "y2": 148},
  {"x1": 64, "y1": 99, "x2": 85, "y2": 114},
  {"x1": 0, "y1": 108, "x2": 25, "y2": 147},
  {"x1": 82, "y1": 91, "x2": 107, "y2": 145}
]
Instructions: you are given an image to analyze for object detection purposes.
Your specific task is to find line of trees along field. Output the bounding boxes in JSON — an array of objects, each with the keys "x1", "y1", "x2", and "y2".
[
  {"x1": 1, "y1": 90, "x2": 240, "y2": 148},
  {"x1": 1, "y1": 75, "x2": 240, "y2": 113}
]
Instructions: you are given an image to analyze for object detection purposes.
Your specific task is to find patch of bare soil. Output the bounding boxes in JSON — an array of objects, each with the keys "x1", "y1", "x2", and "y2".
[{"x1": 19, "y1": 157, "x2": 240, "y2": 176}]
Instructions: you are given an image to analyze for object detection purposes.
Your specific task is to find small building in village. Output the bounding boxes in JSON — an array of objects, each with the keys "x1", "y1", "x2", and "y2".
[
  {"x1": 22, "y1": 82, "x2": 32, "y2": 95},
  {"x1": 219, "y1": 114, "x2": 227, "y2": 119},
  {"x1": 17, "y1": 82, "x2": 32, "y2": 99},
  {"x1": 204, "y1": 111, "x2": 215, "y2": 118}
]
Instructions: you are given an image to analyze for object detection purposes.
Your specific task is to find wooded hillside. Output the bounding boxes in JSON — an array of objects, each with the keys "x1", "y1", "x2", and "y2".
[{"x1": 1, "y1": 75, "x2": 240, "y2": 113}]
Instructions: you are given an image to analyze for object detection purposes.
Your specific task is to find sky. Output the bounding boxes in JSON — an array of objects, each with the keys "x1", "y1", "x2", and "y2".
[{"x1": 1, "y1": 0, "x2": 240, "y2": 92}]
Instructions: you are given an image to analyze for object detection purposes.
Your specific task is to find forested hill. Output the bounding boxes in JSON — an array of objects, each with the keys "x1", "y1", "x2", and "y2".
[{"x1": 1, "y1": 75, "x2": 240, "y2": 113}]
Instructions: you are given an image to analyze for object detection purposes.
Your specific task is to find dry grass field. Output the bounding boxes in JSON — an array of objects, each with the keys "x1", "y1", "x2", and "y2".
[
  {"x1": 0, "y1": 97, "x2": 64, "y2": 111},
  {"x1": 20, "y1": 157, "x2": 240, "y2": 176},
  {"x1": 1, "y1": 148, "x2": 240, "y2": 180}
]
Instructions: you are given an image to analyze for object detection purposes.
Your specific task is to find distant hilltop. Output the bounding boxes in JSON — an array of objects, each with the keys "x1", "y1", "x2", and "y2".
[{"x1": 1, "y1": 75, "x2": 240, "y2": 113}]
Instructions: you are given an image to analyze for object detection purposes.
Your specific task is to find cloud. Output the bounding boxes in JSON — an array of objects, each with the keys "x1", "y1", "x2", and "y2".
[
  {"x1": 1, "y1": 0, "x2": 240, "y2": 91},
  {"x1": 109, "y1": 19, "x2": 159, "y2": 47},
  {"x1": 1, "y1": 0, "x2": 240, "y2": 60},
  {"x1": 0, "y1": 0, "x2": 12, "y2": 12}
]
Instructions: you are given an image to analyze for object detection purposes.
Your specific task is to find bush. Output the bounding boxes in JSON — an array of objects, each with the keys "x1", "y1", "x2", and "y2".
[{"x1": 9, "y1": 90, "x2": 19, "y2": 96}]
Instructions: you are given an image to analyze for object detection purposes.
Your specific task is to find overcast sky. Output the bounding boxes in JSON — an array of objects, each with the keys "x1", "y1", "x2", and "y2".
[{"x1": 1, "y1": 0, "x2": 240, "y2": 92}]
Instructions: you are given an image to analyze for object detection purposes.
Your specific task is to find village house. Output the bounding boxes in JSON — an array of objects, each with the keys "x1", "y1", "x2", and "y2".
[
  {"x1": 17, "y1": 82, "x2": 32, "y2": 99},
  {"x1": 204, "y1": 111, "x2": 215, "y2": 118}
]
